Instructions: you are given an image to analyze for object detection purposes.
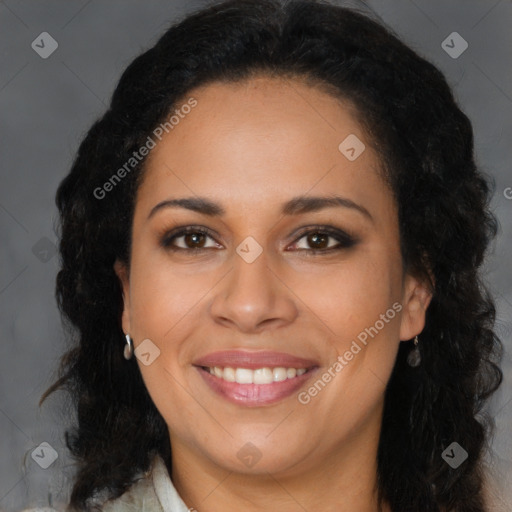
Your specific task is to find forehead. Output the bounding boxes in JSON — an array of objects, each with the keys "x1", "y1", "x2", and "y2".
[{"x1": 135, "y1": 76, "x2": 392, "y2": 221}]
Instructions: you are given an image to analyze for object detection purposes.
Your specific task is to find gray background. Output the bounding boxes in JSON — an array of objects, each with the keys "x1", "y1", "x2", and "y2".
[{"x1": 1, "y1": 1, "x2": 511, "y2": 510}]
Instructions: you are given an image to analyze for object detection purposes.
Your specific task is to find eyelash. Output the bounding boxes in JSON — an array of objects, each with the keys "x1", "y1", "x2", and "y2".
[{"x1": 159, "y1": 225, "x2": 358, "y2": 255}]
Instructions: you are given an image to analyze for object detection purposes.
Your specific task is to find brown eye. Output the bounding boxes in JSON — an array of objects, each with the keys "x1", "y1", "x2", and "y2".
[
  {"x1": 182, "y1": 232, "x2": 207, "y2": 248},
  {"x1": 306, "y1": 232, "x2": 329, "y2": 249},
  {"x1": 289, "y1": 226, "x2": 357, "y2": 253},
  {"x1": 160, "y1": 227, "x2": 221, "y2": 251}
]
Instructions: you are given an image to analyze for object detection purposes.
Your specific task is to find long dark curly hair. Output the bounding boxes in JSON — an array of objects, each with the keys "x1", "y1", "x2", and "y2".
[{"x1": 40, "y1": 0, "x2": 503, "y2": 510}]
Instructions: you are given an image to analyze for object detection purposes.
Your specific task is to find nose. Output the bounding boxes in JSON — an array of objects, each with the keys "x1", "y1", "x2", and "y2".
[{"x1": 209, "y1": 246, "x2": 298, "y2": 334}]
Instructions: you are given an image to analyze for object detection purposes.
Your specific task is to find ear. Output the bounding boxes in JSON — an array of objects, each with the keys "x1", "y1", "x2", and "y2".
[
  {"x1": 399, "y1": 272, "x2": 433, "y2": 341},
  {"x1": 114, "y1": 259, "x2": 131, "y2": 336}
]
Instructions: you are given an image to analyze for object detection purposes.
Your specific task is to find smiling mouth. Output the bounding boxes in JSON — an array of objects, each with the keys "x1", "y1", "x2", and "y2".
[
  {"x1": 200, "y1": 365, "x2": 310, "y2": 384},
  {"x1": 196, "y1": 364, "x2": 318, "y2": 406}
]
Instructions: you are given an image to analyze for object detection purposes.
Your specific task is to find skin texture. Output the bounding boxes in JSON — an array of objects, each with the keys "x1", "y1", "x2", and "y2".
[{"x1": 114, "y1": 76, "x2": 432, "y2": 512}]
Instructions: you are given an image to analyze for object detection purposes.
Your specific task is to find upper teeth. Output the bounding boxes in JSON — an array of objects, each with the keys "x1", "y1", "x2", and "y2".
[{"x1": 208, "y1": 367, "x2": 307, "y2": 384}]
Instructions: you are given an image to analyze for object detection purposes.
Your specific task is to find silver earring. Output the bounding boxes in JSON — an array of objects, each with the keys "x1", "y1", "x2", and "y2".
[
  {"x1": 407, "y1": 335, "x2": 421, "y2": 367},
  {"x1": 124, "y1": 334, "x2": 133, "y2": 360}
]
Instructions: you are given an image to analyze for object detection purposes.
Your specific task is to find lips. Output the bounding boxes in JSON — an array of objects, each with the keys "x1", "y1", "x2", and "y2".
[
  {"x1": 193, "y1": 350, "x2": 318, "y2": 369},
  {"x1": 193, "y1": 350, "x2": 319, "y2": 406}
]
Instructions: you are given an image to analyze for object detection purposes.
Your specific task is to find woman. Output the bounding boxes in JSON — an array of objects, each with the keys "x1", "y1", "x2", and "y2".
[{"x1": 40, "y1": 0, "x2": 503, "y2": 510}]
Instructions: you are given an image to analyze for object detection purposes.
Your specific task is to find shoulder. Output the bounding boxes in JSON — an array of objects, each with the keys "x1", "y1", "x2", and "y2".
[
  {"x1": 100, "y1": 478, "x2": 162, "y2": 512},
  {"x1": 94, "y1": 459, "x2": 164, "y2": 512}
]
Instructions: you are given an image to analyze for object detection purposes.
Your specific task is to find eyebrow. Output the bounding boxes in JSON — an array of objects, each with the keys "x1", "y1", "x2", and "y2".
[{"x1": 147, "y1": 195, "x2": 373, "y2": 222}]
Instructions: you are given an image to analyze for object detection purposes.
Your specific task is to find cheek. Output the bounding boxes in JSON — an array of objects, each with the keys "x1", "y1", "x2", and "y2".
[
  {"x1": 292, "y1": 250, "x2": 402, "y2": 400},
  {"x1": 138, "y1": 363, "x2": 202, "y2": 447},
  {"x1": 128, "y1": 255, "x2": 216, "y2": 341},
  {"x1": 288, "y1": 252, "x2": 401, "y2": 341}
]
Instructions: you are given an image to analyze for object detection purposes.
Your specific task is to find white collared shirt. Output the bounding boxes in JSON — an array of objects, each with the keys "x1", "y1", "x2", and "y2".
[{"x1": 98, "y1": 454, "x2": 190, "y2": 511}]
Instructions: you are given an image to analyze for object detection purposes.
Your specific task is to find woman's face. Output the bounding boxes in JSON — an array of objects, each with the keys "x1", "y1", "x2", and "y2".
[{"x1": 115, "y1": 76, "x2": 431, "y2": 478}]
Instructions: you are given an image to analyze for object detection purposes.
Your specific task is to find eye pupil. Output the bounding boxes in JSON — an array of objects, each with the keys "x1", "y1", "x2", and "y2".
[
  {"x1": 308, "y1": 232, "x2": 328, "y2": 249},
  {"x1": 185, "y1": 232, "x2": 206, "y2": 248}
]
